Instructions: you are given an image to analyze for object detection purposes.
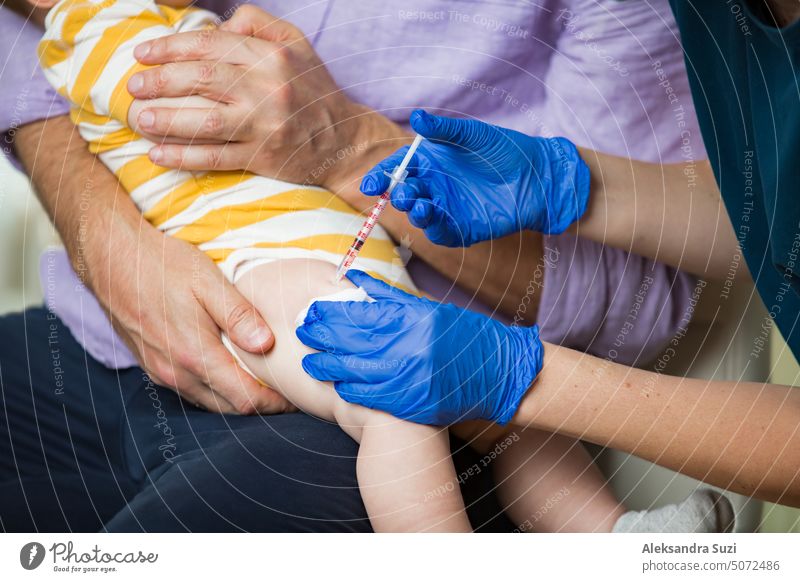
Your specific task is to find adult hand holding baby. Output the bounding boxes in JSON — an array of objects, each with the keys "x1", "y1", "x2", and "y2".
[
  {"x1": 15, "y1": 117, "x2": 288, "y2": 416},
  {"x1": 104, "y1": 226, "x2": 288, "y2": 416},
  {"x1": 126, "y1": 5, "x2": 397, "y2": 194}
]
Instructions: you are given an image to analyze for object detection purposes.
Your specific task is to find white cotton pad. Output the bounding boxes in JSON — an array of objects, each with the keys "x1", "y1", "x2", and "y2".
[{"x1": 295, "y1": 286, "x2": 374, "y2": 328}]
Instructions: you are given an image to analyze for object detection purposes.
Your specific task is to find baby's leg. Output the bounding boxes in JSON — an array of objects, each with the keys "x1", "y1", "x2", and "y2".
[
  {"x1": 342, "y1": 406, "x2": 469, "y2": 532},
  {"x1": 460, "y1": 424, "x2": 735, "y2": 533},
  {"x1": 232, "y1": 259, "x2": 470, "y2": 532},
  {"x1": 455, "y1": 422, "x2": 624, "y2": 532}
]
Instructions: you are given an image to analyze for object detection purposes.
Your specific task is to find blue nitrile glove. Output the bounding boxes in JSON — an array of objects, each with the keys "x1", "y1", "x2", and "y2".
[
  {"x1": 361, "y1": 109, "x2": 590, "y2": 247},
  {"x1": 296, "y1": 270, "x2": 544, "y2": 425}
]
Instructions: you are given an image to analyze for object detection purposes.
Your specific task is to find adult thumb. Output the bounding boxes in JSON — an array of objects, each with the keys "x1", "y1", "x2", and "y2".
[
  {"x1": 345, "y1": 270, "x2": 413, "y2": 302},
  {"x1": 201, "y1": 275, "x2": 274, "y2": 353}
]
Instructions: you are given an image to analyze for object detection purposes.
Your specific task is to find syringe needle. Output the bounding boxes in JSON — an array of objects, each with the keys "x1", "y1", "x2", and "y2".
[{"x1": 333, "y1": 134, "x2": 424, "y2": 283}]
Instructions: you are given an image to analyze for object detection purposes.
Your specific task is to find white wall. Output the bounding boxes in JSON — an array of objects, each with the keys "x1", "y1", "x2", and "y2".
[{"x1": 0, "y1": 155, "x2": 55, "y2": 314}]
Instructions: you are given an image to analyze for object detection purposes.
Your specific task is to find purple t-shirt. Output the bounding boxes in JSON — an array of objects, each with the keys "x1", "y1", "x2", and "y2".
[{"x1": 0, "y1": 0, "x2": 704, "y2": 368}]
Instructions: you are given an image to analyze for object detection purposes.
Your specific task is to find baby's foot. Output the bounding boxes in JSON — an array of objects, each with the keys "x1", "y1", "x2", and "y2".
[{"x1": 612, "y1": 489, "x2": 735, "y2": 533}]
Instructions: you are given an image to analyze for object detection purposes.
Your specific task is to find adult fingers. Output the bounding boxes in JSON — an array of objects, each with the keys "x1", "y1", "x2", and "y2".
[
  {"x1": 148, "y1": 143, "x2": 252, "y2": 171},
  {"x1": 195, "y1": 268, "x2": 274, "y2": 354},
  {"x1": 147, "y1": 359, "x2": 239, "y2": 414},
  {"x1": 359, "y1": 146, "x2": 418, "y2": 196},
  {"x1": 295, "y1": 312, "x2": 376, "y2": 354},
  {"x1": 300, "y1": 353, "x2": 398, "y2": 384},
  {"x1": 220, "y1": 5, "x2": 304, "y2": 43},
  {"x1": 175, "y1": 374, "x2": 239, "y2": 414},
  {"x1": 143, "y1": 331, "x2": 254, "y2": 414},
  {"x1": 408, "y1": 198, "x2": 436, "y2": 229},
  {"x1": 127, "y1": 62, "x2": 243, "y2": 103},
  {"x1": 391, "y1": 178, "x2": 428, "y2": 212},
  {"x1": 136, "y1": 105, "x2": 249, "y2": 142},
  {"x1": 294, "y1": 322, "x2": 333, "y2": 353},
  {"x1": 304, "y1": 299, "x2": 388, "y2": 328},
  {"x1": 200, "y1": 342, "x2": 290, "y2": 415},
  {"x1": 301, "y1": 353, "x2": 345, "y2": 382},
  {"x1": 134, "y1": 30, "x2": 269, "y2": 67},
  {"x1": 295, "y1": 301, "x2": 396, "y2": 353}
]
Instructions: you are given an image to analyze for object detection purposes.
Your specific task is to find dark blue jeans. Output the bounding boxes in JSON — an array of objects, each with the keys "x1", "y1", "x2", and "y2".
[{"x1": 0, "y1": 308, "x2": 510, "y2": 532}]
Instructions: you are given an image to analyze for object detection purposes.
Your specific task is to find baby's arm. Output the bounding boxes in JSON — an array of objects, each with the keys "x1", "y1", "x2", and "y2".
[
  {"x1": 232, "y1": 258, "x2": 472, "y2": 532},
  {"x1": 456, "y1": 422, "x2": 624, "y2": 532}
]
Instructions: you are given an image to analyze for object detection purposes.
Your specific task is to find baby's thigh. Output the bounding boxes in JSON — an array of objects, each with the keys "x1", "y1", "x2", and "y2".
[{"x1": 232, "y1": 259, "x2": 367, "y2": 426}]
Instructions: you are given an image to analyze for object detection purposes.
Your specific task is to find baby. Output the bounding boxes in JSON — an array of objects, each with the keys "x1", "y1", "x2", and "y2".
[{"x1": 26, "y1": 0, "x2": 734, "y2": 532}]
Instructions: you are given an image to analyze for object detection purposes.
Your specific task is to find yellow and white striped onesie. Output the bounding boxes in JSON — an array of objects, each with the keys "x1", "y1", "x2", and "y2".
[{"x1": 39, "y1": 0, "x2": 415, "y2": 291}]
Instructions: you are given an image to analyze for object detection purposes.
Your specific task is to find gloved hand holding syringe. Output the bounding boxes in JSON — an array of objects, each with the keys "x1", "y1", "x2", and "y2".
[{"x1": 334, "y1": 134, "x2": 425, "y2": 282}]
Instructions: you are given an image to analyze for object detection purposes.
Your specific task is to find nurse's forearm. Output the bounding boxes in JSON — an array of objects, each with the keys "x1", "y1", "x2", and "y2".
[
  {"x1": 574, "y1": 150, "x2": 744, "y2": 282},
  {"x1": 514, "y1": 344, "x2": 800, "y2": 507}
]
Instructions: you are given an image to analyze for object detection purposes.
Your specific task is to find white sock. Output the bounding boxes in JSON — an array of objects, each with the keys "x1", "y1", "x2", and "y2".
[{"x1": 612, "y1": 489, "x2": 735, "y2": 533}]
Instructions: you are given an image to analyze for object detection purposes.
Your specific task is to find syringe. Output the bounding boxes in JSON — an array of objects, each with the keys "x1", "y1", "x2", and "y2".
[{"x1": 334, "y1": 133, "x2": 424, "y2": 282}]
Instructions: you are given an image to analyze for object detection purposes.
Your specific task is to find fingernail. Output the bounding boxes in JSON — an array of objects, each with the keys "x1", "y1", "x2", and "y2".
[
  {"x1": 149, "y1": 147, "x2": 163, "y2": 162},
  {"x1": 361, "y1": 175, "x2": 377, "y2": 194},
  {"x1": 300, "y1": 355, "x2": 315, "y2": 376},
  {"x1": 134, "y1": 42, "x2": 151, "y2": 60},
  {"x1": 248, "y1": 326, "x2": 272, "y2": 347},
  {"x1": 303, "y1": 302, "x2": 320, "y2": 325},
  {"x1": 138, "y1": 110, "x2": 154, "y2": 128},
  {"x1": 411, "y1": 109, "x2": 429, "y2": 128},
  {"x1": 128, "y1": 74, "x2": 143, "y2": 93}
]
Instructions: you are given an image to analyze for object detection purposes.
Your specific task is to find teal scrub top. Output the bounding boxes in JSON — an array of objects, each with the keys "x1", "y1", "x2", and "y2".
[{"x1": 670, "y1": 1, "x2": 800, "y2": 358}]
